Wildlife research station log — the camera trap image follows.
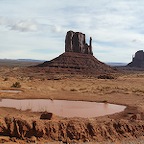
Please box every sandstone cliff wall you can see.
[65,31,93,55]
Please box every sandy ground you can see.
[0,66,144,143]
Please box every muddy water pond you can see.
[0,99,126,118]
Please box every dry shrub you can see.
[11,82,21,88]
[4,77,8,81]
[97,75,114,79]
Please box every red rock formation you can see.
[135,50,144,61]
[128,50,144,67]
[65,31,74,52]
[65,30,93,55]
[37,52,114,75]
[1,115,144,143]
[37,30,115,75]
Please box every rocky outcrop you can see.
[37,30,115,75]
[128,50,144,67]
[1,115,144,143]
[65,31,93,55]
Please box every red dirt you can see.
[0,106,144,143]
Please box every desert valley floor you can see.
[0,62,144,143]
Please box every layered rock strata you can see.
[37,30,114,74]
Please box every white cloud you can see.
[51,25,64,33]
[0,0,144,62]
[0,17,39,32]
[11,20,38,32]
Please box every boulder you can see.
[40,112,55,120]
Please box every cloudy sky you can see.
[0,0,144,63]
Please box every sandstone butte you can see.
[37,30,115,75]
[0,31,144,143]
[128,50,144,68]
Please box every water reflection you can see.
[0,99,126,118]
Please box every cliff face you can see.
[128,50,144,68]
[65,31,93,55]
[1,110,144,143]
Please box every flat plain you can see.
[0,60,144,143]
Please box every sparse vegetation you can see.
[11,82,21,88]
[97,75,114,79]
[102,100,108,103]
[70,88,77,91]
[3,77,8,81]
[132,89,144,93]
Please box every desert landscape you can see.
[0,31,144,144]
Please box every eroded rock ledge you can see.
[0,110,144,143]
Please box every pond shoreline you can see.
[0,98,126,118]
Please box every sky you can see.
[0,0,144,63]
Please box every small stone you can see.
[40,112,54,120]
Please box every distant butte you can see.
[37,30,114,74]
[128,50,144,68]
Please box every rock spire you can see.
[65,30,93,55]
